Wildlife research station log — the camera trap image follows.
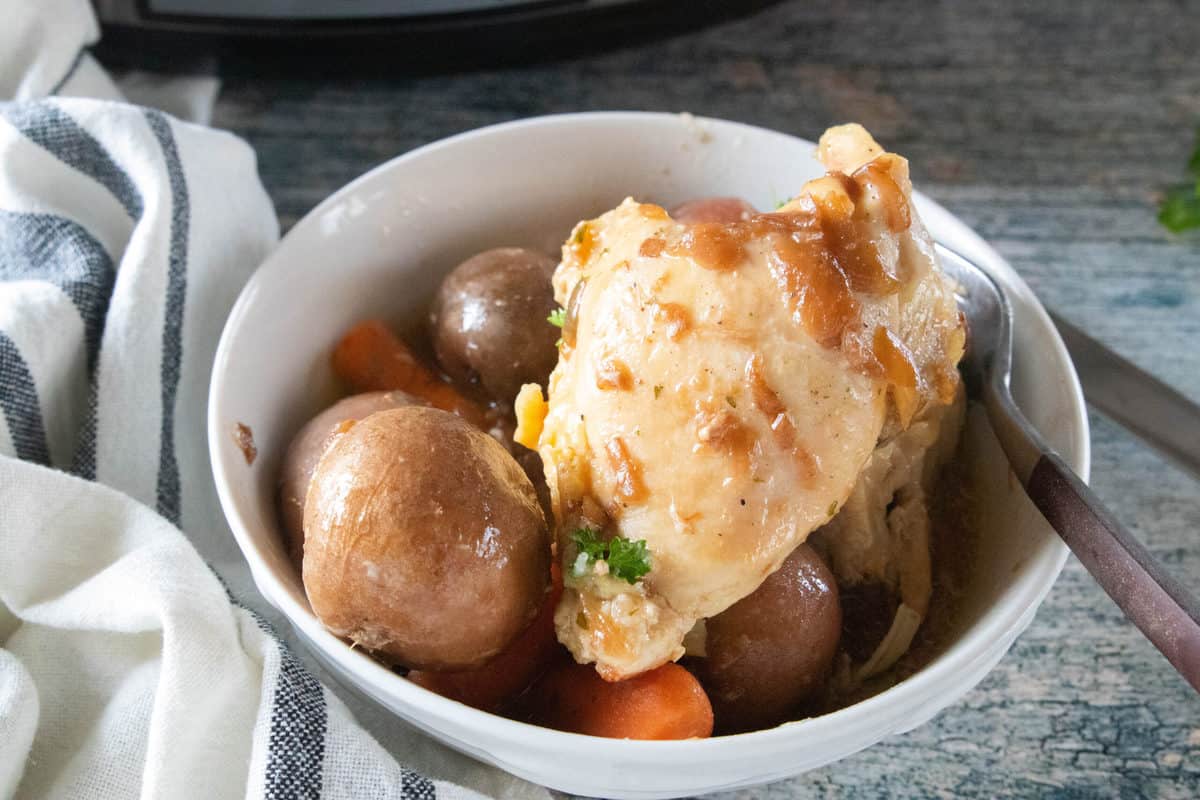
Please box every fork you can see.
[938,245,1200,692]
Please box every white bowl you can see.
[209,112,1089,799]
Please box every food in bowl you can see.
[303,407,552,670]
[276,123,969,738]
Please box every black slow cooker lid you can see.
[93,0,780,74]
[139,0,575,21]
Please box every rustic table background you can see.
[209,1,1200,796]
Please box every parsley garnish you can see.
[606,538,652,583]
[547,307,566,328]
[653,384,663,398]
[570,527,652,584]
[573,527,608,560]
[1159,128,1200,233]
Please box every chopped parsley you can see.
[547,307,566,328]
[606,538,652,583]
[653,384,663,398]
[1159,128,1200,233]
[725,395,737,408]
[570,527,652,584]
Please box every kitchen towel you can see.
[0,2,544,798]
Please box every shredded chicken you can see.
[813,385,964,682]
[534,124,966,680]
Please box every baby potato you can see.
[698,544,841,733]
[303,406,551,671]
[670,197,758,224]
[277,390,416,569]
[429,247,559,405]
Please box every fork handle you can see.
[1027,452,1200,691]
[987,391,1200,692]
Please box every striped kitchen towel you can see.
[0,2,505,799]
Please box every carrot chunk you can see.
[331,320,486,427]
[526,660,714,740]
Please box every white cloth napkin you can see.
[0,2,549,798]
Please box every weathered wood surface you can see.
[211,1,1200,796]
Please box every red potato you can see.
[670,197,758,224]
[409,563,563,713]
[276,390,416,569]
[303,407,551,671]
[429,248,560,405]
[697,544,841,733]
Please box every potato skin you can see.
[303,406,551,671]
[670,197,758,224]
[429,247,559,405]
[277,390,416,570]
[698,544,841,733]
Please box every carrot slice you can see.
[526,660,714,740]
[409,564,563,713]
[331,320,486,427]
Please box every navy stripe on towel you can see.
[0,104,146,477]
[2,102,143,219]
[72,382,101,480]
[401,769,437,800]
[0,211,115,476]
[144,110,188,526]
[264,649,327,800]
[235,588,331,800]
[0,332,50,465]
[0,210,115,373]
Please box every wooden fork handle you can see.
[1028,453,1200,691]
[984,387,1200,691]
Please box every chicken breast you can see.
[528,124,966,680]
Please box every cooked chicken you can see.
[813,385,965,683]
[817,388,965,619]
[527,124,966,680]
